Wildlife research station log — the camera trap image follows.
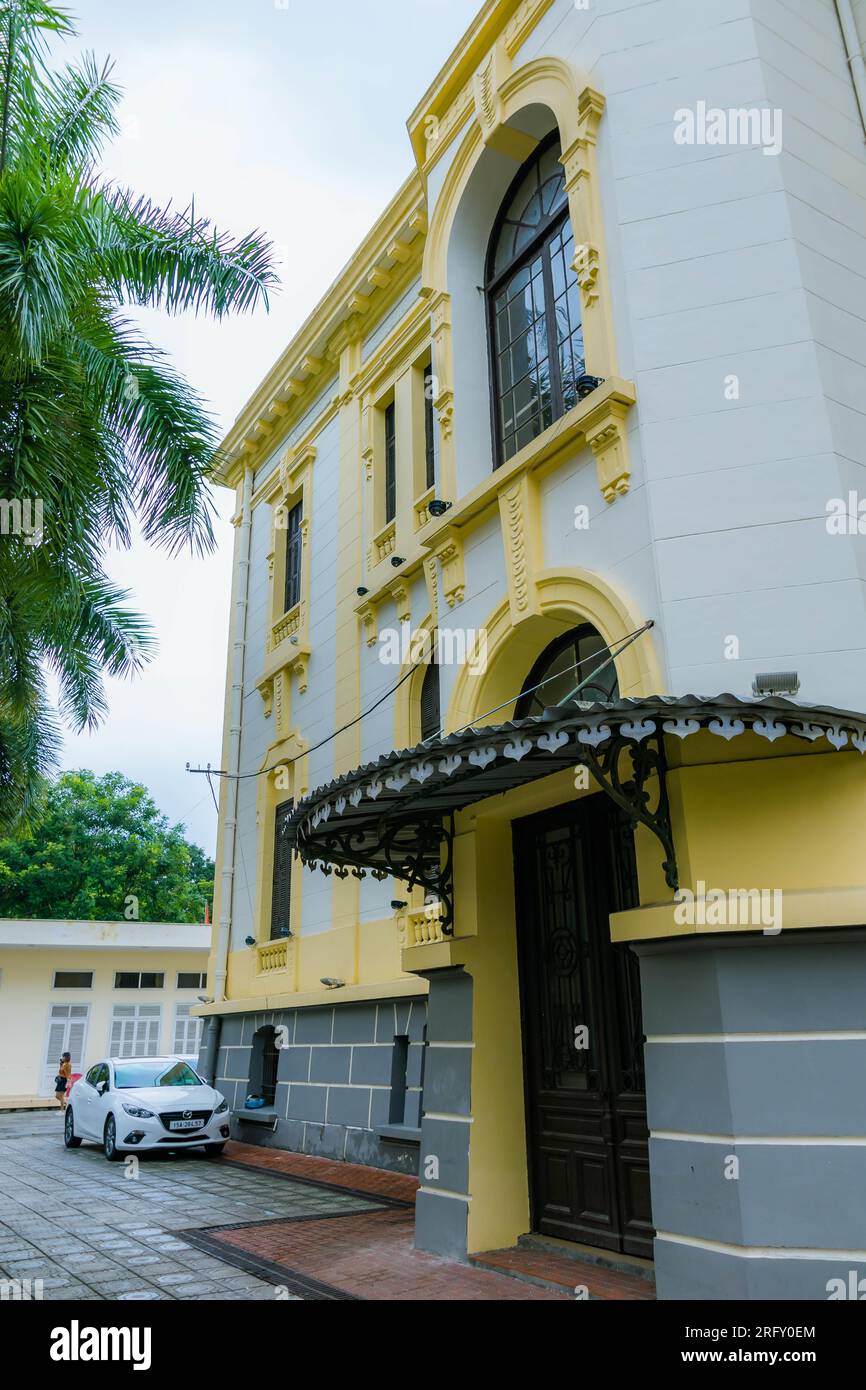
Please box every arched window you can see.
[420,659,440,742]
[514,624,618,718]
[486,133,589,466]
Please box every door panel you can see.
[514,794,653,1258]
[41,1005,89,1095]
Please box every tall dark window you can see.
[423,364,435,491]
[250,1025,279,1107]
[384,400,396,523]
[514,624,618,718]
[270,800,294,940]
[420,659,440,741]
[487,134,586,466]
[284,501,303,612]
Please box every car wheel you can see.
[203,1143,226,1157]
[64,1108,82,1148]
[103,1114,123,1162]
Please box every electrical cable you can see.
[186,620,654,785]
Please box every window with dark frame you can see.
[514,624,619,719]
[284,500,303,613]
[177,972,207,990]
[384,400,396,523]
[53,971,93,989]
[270,800,294,940]
[420,658,440,742]
[114,972,165,990]
[423,364,435,492]
[486,134,585,467]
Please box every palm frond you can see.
[96,187,279,318]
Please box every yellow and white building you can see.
[200,0,866,1299]
[0,920,209,1103]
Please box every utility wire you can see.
[187,620,654,785]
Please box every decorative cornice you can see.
[216,174,427,487]
[408,0,556,173]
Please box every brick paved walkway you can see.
[206,1207,567,1300]
[217,1142,653,1300]
[222,1140,418,1203]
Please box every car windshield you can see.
[114,1061,202,1089]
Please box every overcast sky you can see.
[57,0,480,856]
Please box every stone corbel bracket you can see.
[582,395,633,504]
[388,579,412,627]
[432,525,466,609]
[357,600,378,648]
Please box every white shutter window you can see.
[109,1004,161,1058]
[173,1005,201,1058]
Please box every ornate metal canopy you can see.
[284,694,866,937]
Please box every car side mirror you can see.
[96,1081,109,1096]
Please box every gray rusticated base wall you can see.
[204,996,426,1176]
[413,967,474,1260]
[636,929,866,1301]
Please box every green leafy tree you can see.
[0,768,214,921]
[0,3,277,829]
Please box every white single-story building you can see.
[0,920,210,1103]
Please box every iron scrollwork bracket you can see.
[374,811,456,936]
[580,731,678,891]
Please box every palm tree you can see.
[0,1,277,829]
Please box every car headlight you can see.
[122,1103,156,1119]
[214,1097,228,1114]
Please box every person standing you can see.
[54,1053,72,1112]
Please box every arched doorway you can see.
[511,630,652,1257]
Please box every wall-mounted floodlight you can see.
[752,672,800,697]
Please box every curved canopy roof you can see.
[285,694,866,935]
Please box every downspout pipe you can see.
[211,462,254,1020]
[835,0,866,139]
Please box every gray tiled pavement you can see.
[0,1111,381,1300]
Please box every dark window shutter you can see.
[420,661,440,741]
[384,402,396,523]
[284,503,303,612]
[423,365,435,491]
[270,801,294,940]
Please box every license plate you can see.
[169,1119,203,1131]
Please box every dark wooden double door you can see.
[513,795,653,1258]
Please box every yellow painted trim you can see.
[446,567,663,733]
[612,887,866,944]
[217,175,427,485]
[195,976,427,1017]
[407,0,557,173]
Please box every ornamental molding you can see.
[432,525,465,608]
[498,474,539,622]
[389,579,412,626]
[503,0,558,57]
[582,397,633,504]
[423,553,440,623]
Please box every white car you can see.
[65,1056,231,1161]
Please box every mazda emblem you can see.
[183,1110,192,1119]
